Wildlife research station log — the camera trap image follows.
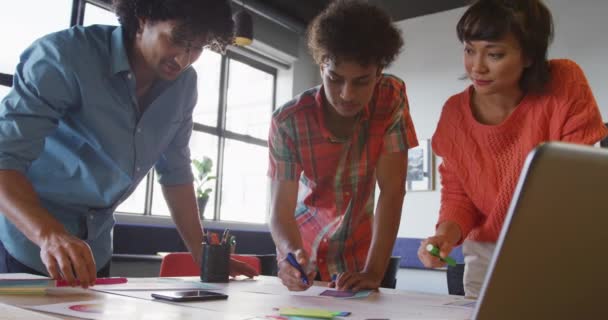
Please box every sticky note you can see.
[279,307,335,319]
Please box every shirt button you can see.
[136,167,141,172]
[323,238,328,243]
[345,192,350,197]
[89,214,94,220]
[136,127,142,133]
[127,73,132,79]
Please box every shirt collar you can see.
[110,27,132,76]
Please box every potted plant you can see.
[192,156,216,219]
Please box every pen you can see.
[221,228,230,244]
[285,252,309,285]
[426,244,457,267]
[55,277,128,287]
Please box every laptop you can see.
[473,142,608,320]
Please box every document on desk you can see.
[241,283,372,299]
[241,283,329,296]
[26,298,244,320]
[91,277,219,292]
[0,276,88,295]
[0,302,61,319]
[0,273,49,280]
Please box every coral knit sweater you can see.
[432,59,608,243]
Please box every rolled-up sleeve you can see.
[0,39,77,173]
[154,73,197,186]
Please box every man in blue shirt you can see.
[0,0,257,287]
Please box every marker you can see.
[285,252,309,285]
[55,277,128,287]
[426,244,457,267]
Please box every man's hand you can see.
[38,231,96,288]
[229,257,259,278]
[277,249,316,291]
[330,271,381,292]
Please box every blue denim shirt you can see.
[0,25,196,273]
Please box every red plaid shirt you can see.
[268,74,418,281]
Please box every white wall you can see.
[389,0,608,238]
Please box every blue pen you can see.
[286,252,309,285]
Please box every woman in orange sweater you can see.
[418,0,608,297]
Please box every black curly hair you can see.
[113,0,234,53]
[457,0,554,93]
[307,0,403,68]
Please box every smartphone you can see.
[151,290,228,302]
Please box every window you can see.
[225,59,275,140]
[220,58,275,223]
[149,53,276,224]
[0,0,72,98]
[0,0,72,74]
[83,2,118,26]
[221,139,269,223]
[0,87,9,100]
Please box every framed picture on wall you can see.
[406,139,434,191]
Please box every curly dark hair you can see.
[307,0,403,68]
[113,0,234,53]
[457,0,554,93]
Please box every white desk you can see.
[0,276,473,319]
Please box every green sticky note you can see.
[279,307,335,319]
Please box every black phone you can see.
[151,290,228,302]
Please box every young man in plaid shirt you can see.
[268,0,418,291]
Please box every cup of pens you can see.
[200,230,232,283]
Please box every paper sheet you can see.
[0,273,49,280]
[0,302,60,319]
[26,299,243,320]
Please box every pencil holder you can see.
[200,243,230,282]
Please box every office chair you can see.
[159,252,261,277]
[446,263,465,295]
[379,256,401,289]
